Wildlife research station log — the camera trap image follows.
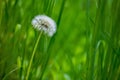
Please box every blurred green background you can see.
[0,0,120,80]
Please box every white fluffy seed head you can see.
[31,15,56,37]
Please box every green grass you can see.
[0,0,120,80]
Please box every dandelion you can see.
[32,15,56,37]
[26,15,56,80]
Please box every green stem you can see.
[25,31,42,80]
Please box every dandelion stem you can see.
[25,31,42,80]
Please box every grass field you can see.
[0,0,120,80]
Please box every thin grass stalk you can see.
[19,42,26,80]
[95,40,104,80]
[86,0,90,79]
[39,0,66,79]
[57,0,66,27]
[25,31,42,80]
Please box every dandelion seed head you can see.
[32,15,56,37]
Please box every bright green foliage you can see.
[0,0,120,80]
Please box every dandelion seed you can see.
[32,15,56,37]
